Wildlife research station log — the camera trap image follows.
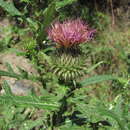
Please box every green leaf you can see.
[26,18,39,31]
[0,70,20,79]
[42,1,56,28]
[86,61,104,73]
[0,0,22,16]
[80,75,116,86]
[5,63,15,73]
[0,95,59,110]
[113,95,123,118]
[56,0,78,10]
[20,0,30,3]
[0,67,40,81]
[2,80,13,95]
[97,107,129,130]
[37,1,57,43]
[19,118,44,130]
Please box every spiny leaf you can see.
[0,67,40,82]
[0,95,59,110]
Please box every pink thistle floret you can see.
[47,19,96,48]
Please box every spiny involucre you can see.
[47,19,96,48]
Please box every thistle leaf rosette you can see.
[47,19,96,48]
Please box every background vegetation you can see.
[0,0,129,130]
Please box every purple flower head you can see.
[47,19,96,48]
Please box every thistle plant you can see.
[47,19,96,82]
